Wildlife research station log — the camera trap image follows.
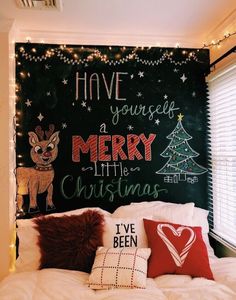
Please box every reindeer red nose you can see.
[44,151,52,157]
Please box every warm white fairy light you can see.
[19,71,26,78]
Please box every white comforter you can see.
[0,257,236,300]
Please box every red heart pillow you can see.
[143,219,213,279]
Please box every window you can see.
[207,55,236,248]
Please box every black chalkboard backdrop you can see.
[15,43,209,217]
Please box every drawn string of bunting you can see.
[17,46,199,66]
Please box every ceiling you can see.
[0,0,235,46]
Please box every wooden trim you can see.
[209,232,236,258]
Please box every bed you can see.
[0,201,236,300]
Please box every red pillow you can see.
[34,210,104,273]
[143,219,213,279]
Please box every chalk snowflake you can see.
[138,71,144,78]
[37,113,44,122]
[180,74,187,83]
[25,99,32,107]
[137,92,142,97]
[81,101,87,107]
[127,125,134,131]
[62,79,68,85]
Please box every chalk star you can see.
[155,119,160,125]
[25,99,32,107]
[174,68,179,73]
[72,102,75,106]
[180,73,187,82]
[127,125,134,131]
[192,91,196,97]
[37,113,44,122]
[46,91,51,96]
[138,71,144,78]
[45,64,51,70]
[62,79,68,85]
[137,92,142,97]
[62,123,67,129]
[130,74,134,79]
[157,79,162,83]
[87,106,92,112]
[163,94,168,99]
[81,101,87,107]
[177,113,184,121]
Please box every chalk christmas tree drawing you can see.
[156,113,207,183]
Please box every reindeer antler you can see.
[45,124,55,140]
[35,126,44,141]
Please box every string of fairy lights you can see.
[16,45,199,67]
[15,30,236,67]
[201,31,236,48]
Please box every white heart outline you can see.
[157,224,196,267]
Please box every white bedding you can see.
[0,257,236,300]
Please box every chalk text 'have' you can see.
[75,71,128,101]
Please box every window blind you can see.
[207,57,236,248]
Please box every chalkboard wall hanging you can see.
[15,43,209,217]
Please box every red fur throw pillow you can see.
[34,210,104,273]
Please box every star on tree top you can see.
[177,113,184,121]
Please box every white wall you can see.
[0,19,16,281]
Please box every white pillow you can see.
[16,218,41,272]
[103,216,150,248]
[16,207,111,272]
[192,206,209,233]
[89,247,151,289]
[192,206,215,258]
[112,201,195,225]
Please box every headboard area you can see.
[15,43,209,218]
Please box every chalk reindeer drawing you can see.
[16,124,60,213]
